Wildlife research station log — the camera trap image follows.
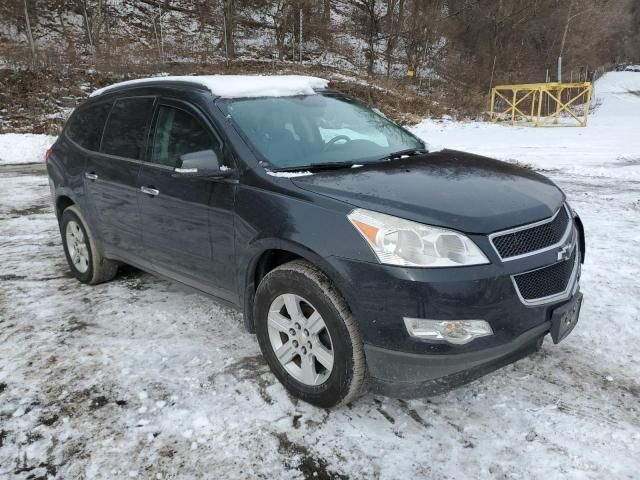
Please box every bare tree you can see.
[349,0,382,75]
[23,0,37,62]
[557,0,593,81]
[322,0,331,27]
[383,0,404,77]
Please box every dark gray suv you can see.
[47,75,585,407]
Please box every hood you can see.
[291,150,564,234]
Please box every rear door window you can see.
[150,105,222,168]
[66,101,113,151]
[101,97,155,159]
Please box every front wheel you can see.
[254,260,367,408]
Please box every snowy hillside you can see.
[0,72,639,478]
[591,71,640,119]
[0,1,365,73]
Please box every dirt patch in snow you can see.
[275,432,348,480]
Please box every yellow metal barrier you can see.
[490,82,593,127]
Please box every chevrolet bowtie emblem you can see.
[557,244,573,262]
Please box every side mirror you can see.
[173,150,232,178]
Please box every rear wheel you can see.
[254,260,367,407]
[60,205,118,284]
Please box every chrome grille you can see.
[512,247,578,304]
[491,206,571,260]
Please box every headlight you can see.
[348,208,489,267]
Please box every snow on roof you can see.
[90,75,329,98]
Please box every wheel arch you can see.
[56,194,75,219]
[241,240,350,334]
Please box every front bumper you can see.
[329,246,580,355]
[365,320,549,397]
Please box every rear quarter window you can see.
[65,101,113,151]
[101,97,155,160]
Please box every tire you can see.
[254,260,367,408]
[60,205,118,285]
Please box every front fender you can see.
[234,181,374,332]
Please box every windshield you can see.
[224,94,424,170]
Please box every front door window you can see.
[151,106,221,167]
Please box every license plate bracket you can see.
[550,293,582,344]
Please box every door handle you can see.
[85,172,98,181]
[140,186,160,196]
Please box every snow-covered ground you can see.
[0,133,57,165]
[1,72,639,479]
[411,72,640,180]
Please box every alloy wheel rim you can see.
[65,220,90,273]
[267,293,334,386]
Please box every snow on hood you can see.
[90,75,329,98]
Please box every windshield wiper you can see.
[272,161,359,173]
[376,148,428,163]
[271,148,428,173]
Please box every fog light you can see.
[403,318,493,345]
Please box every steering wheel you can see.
[323,135,352,151]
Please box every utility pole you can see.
[222,0,234,61]
[223,13,228,63]
[488,55,497,111]
[488,55,497,92]
[546,68,550,115]
[158,3,164,63]
[558,56,562,83]
[299,8,303,63]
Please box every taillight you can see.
[45,148,52,163]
